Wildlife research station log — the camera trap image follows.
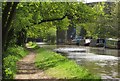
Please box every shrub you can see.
[3,46,29,79]
[26,41,39,49]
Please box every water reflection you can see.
[55,46,120,79]
[89,47,120,57]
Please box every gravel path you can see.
[15,50,53,79]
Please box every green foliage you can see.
[46,27,56,44]
[2,2,101,48]
[3,46,29,79]
[27,22,56,38]
[111,1,120,38]
[40,2,66,20]
[76,2,117,39]
[3,55,18,79]
[3,2,118,49]
[54,17,70,30]
[35,48,101,80]
[26,41,39,49]
[11,2,98,41]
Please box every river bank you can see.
[35,47,101,80]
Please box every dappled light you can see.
[2,1,120,80]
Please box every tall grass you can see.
[35,48,101,80]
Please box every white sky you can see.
[80,0,116,3]
[85,0,107,3]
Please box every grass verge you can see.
[35,48,101,81]
[3,46,29,79]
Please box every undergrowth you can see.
[3,46,29,79]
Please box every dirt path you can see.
[15,50,53,79]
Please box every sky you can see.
[85,0,107,3]
[81,0,116,3]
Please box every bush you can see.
[3,46,29,79]
[26,41,39,49]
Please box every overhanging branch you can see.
[33,14,67,25]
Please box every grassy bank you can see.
[3,46,29,79]
[35,48,101,80]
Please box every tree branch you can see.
[33,14,67,25]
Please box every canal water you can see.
[39,45,120,80]
[73,47,120,79]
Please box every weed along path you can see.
[15,50,52,79]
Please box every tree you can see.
[2,2,98,50]
[2,2,19,51]
[112,1,120,38]
[76,2,117,39]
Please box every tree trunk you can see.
[56,26,66,45]
[2,2,19,51]
[16,29,27,46]
[2,2,12,28]
[5,28,15,49]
